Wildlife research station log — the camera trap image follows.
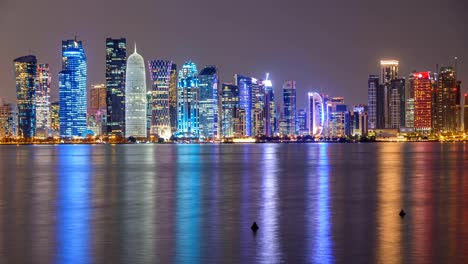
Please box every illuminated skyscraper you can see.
[413,72,433,131]
[148,59,173,139]
[326,97,348,138]
[351,105,368,136]
[235,75,254,136]
[198,66,219,139]
[221,83,239,137]
[35,63,51,137]
[88,84,107,136]
[263,74,276,137]
[283,81,297,136]
[125,45,147,138]
[169,64,178,134]
[0,98,18,138]
[59,39,87,138]
[307,92,325,137]
[297,109,307,131]
[380,60,399,128]
[14,55,37,138]
[252,80,265,136]
[367,75,379,130]
[177,60,199,138]
[105,38,126,136]
[388,78,405,128]
[464,94,468,132]
[434,66,459,132]
[50,101,59,135]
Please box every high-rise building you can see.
[88,84,107,136]
[297,109,307,132]
[380,60,399,128]
[283,81,297,136]
[413,72,433,132]
[326,97,348,138]
[148,59,173,139]
[388,78,405,128]
[221,83,239,137]
[351,105,368,136]
[59,39,87,138]
[367,75,379,130]
[307,92,325,137]
[434,66,459,132]
[50,101,59,135]
[198,66,219,139]
[263,74,276,137]
[105,38,126,137]
[125,45,147,138]
[464,94,468,132]
[252,80,265,136]
[14,55,37,139]
[0,98,18,138]
[235,75,254,136]
[177,60,199,138]
[169,64,178,134]
[35,63,51,138]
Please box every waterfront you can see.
[0,143,467,263]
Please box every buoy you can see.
[251,221,259,232]
[399,209,406,217]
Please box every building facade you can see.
[388,78,405,129]
[14,55,37,139]
[367,75,379,130]
[169,64,178,134]
[221,83,239,138]
[148,59,173,139]
[307,92,325,137]
[59,39,87,138]
[380,60,399,128]
[105,38,127,137]
[177,60,199,138]
[125,45,147,138]
[198,66,219,139]
[413,72,433,132]
[283,81,297,136]
[35,63,51,138]
[434,66,459,132]
[88,84,107,136]
[235,75,254,136]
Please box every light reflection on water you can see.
[0,143,467,263]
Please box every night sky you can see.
[0,0,467,108]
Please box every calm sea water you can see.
[0,143,467,264]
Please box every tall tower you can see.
[35,63,51,137]
[235,75,254,136]
[125,44,147,138]
[169,64,178,134]
[14,55,37,139]
[435,66,458,132]
[413,72,433,132]
[263,74,276,137]
[148,59,173,139]
[59,38,87,138]
[380,60,399,128]
[367,75,379,130]
[105,38,127,137]
[283,81,297,136]
[88,84,107,136]
[221,83,239,138]
[177,60,199,138]
[198,66,219,139]
[307,92,324,137]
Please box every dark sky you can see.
[1,0,467,108]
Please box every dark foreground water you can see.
[0,143,467,264]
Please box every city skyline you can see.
[0,0,467,109]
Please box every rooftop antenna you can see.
[134,42,137,53]
[454,56,458,80]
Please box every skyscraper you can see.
[105,38,127,137]
[297,109,307,131]
[0,98,18,138]
[88,84,107,136]
[169,64,178,134]
[235,75,254,136]
[148,59,173,139]
[50,101,59,136]
[413,72,433,132]
[14,55,37,139]
[367,75,379,130]
[125,45,147,138]
[283,81,297,136]
[198,66,219,139]
[221,83,239,138]
[263,75,276,137]
[177,60,199,138]
[307,92,325,137]
[388,78,406,128]
[464,94,468,132]
[59,39,87,138]
[326,97,348,138]
[35,63,51,137]
[434,66,458,132]
[380,60,399,128]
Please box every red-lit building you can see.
[464,93,468,132]
[413,72,433,131]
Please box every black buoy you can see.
[251,221,259,232]
[399,209,406,218]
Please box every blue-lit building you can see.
[221,83,239,137]
[105,38,126,137]
[177,60,199,138]
[59,39,87,138]
[263,75,276,137]
[198,66,219,139]
[235,75,254,136]
[14,55,37,138]
[148,59,173,139]
[283,81,297,136]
